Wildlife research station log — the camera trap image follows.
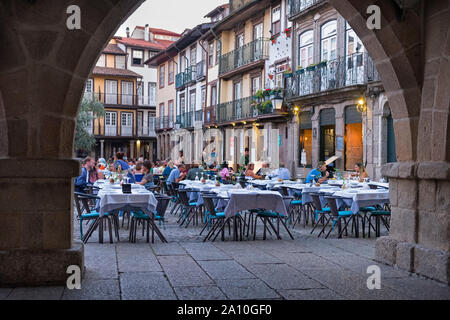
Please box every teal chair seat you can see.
[189,201,198,206]
[257,211,287,218]
[360,207,376,212]
[338,211,353,217]
[210,212,226,219]
[291,200,302,205]
[81,212,101,219]
[370,210,391,216]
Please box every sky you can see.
[115,0,227,36]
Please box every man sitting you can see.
[186,162,205,180]
[167,163,186,184]
[306,161,329,184]
[75,157,94,193]
[276,162,291,180]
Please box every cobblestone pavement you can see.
[1,207,449,300]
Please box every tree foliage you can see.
[74,97,105,156]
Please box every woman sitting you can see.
[245,163,262,180]
[134,162,144,183]
[351,163,369,182]
[219,162,231,180]
[138,161,155,189]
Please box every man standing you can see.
[75,157,94,192]
[239,148,250,169]
[305,161,329,184]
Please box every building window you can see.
[105,80,118,105]
[189,91,196,113]
[115,55,126,69]
[159,103,164,128]
[190,46,197,66]
[149,112,156,133]
[299,112,312,167]
[275,63,289,88]
[121,112,133,137]
[271,5,281,35]
[168,100,174,126]
[105,111,117,136]
[210,85,217,106]
[121,81,134,105]
[168,61,174,84]
[201,86,206,108]
[299,30,314,68]
[320,108,336,162]
[180,94,186,115]
[132,50,144,66]
[159,64,165,88]
[84,79,93,101]
[215,40,221,65]
[208,42,214,67]
[148,82,156,105]
[251,76,261,95]
[321,20,337,61]
[96,54,106,67]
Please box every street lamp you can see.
[271,92,284,110]
[357,98,367,113]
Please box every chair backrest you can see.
[282,196,294,211]
[155,194,171,218]
[280,186,290,196]
[324,197,340,217]
[177,189,191,206]
[74,192,95,216]
[311,193,324,211]
[202,195,219,217]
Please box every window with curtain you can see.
[159,64,165,88]
[271,5,281,35]
[321,20,337,61]
[299,30,314,68]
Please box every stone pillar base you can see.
[376,237,450,285]
[0,241,84,287]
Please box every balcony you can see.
[216,96,282,123]
[84,92,144,108]
[219,38,270,79]
[194,109,203,122]
[175,65,197,90]
[177,112,194,129]
[137,119,157,138]
[286,53,380,101]
[204,106,216,125]
[196,61,206,81]
[121,126,133,137]
[289,0,326,19]
[137,95,156,107]
[155,116,173,131]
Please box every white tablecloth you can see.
[222,190,288,218]
[95,186,158,217]
[331,189,390,214]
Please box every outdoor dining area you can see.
[73,169,392,245]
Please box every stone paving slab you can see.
[215,278,281,300]
[151,242,187,256]
[382,277,450,300]
[278,288,345,300]
[62,279,121,300]
[181,242,232,261]
[273,252,340,270]
[84,244,118,280]
[6,287,64,300]
[174,286,227,300]
[116,243,162,273]
[197,260,256,280]
[158,255,214,287]
[0,289,12,300]
[245,263,325,290]
[120,272,177,300]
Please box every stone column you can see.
[311,108,320,168]
[0,159,84,286]
[130,141,135,160]
[100,140,105,159]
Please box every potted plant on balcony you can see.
[257,99,273,114]
[284,67,293,78]
[318,60,327,68]
[270,34,278,44]
[297,65,305,74]
[306,63,316,72]
[284,27,292,38]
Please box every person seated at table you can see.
[256,162,271,176]
[275,162,291,180]
[138,161,154,188]
[351,163,369,182]
[75,157,94,192]
[167,163,185,184]
[245,163,262,180]
[306,161,330,184]
[133,162,144,183]
[162,161,174,179]
[114,152,130,172]
[186,162,205,180]
[89,162,104,183]
[219,162,231,180]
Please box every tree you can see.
[74,97,105,157]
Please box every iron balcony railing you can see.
[286,52,380,100]
[177,111,194,129]
[84,92,151,107]
[219,38,270,76]
[289,0,325,17]
[196,61,206,80]
[175,65,197,89]
[155,116,173,131]
[216,96,276,123]
[194,109,203,122]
